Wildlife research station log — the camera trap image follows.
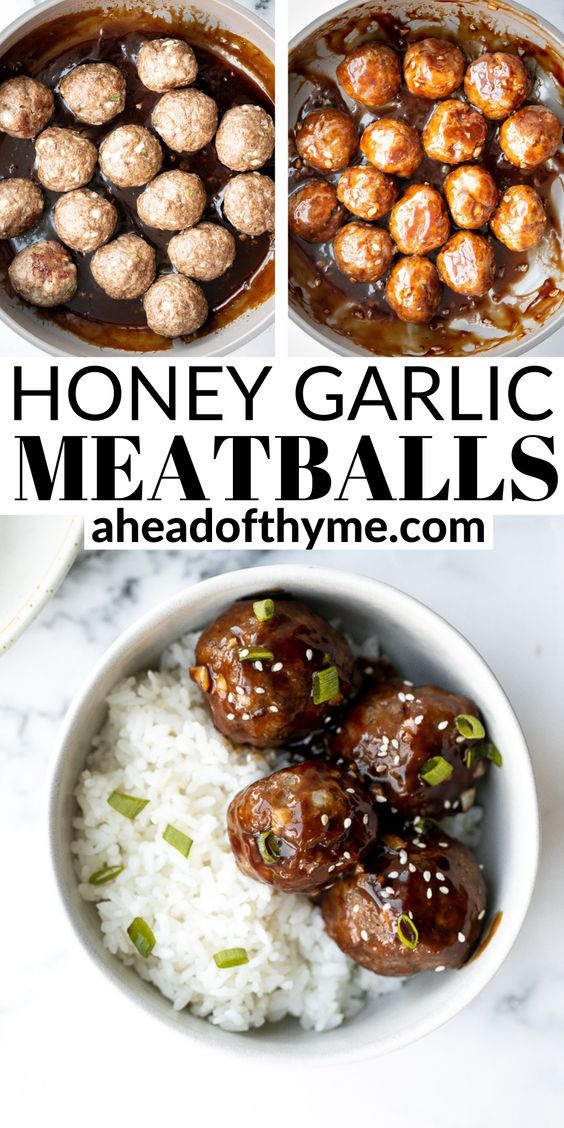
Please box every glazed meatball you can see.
[333,222,395,283]
[389,184,450,256]
[223,173,274,236]
[0,178,43,239]
[437,231,495,297]
[464,52,529,120]
[321,828,487,975]
[490,184,547,252]
[0,76,53,139]
[137,170,206,231]
[143,274,208,337]
[288,180,346,243]
[295,108,357,173]
[137,37,198,93]
[35,127,97,192]
[215,104,274,171]
[227,761,378,894]
[386,256,441,323]
[336,43,401,107]
[333,682,487,816]
[404,38,466,100]
[499,105,562,169]
[423,100,487,165]
[8,240,76,307]
[99,124,162,187]
[59,62,126,125]
[443,164,499,229]
[168,222,236,281]
[360,119,423,177]
[336,165,399,221]
[91,234,156,300]
[152,89,218,153]
[53,189,117,254]
[189,596,356,747]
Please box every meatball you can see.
[143,274,208,337]
[321,828,487,975]
[490,184,547,252]
[464,52,529,120]
[443,164,499,229]
[215,104,274,171]
[333,682,487,816]
[288,180,346,243]
[423,100,487,165]
[403,38,466,100]
[59,62,126,126]
[360,119,423,177]
[53,189,117,254]
[295,108,357,173]
[35,127,97,192]
[499,105,562,169]
[99,124,162,188]
[223,173,274,236]
[137,170,206,231]
[0,76,53,139]
[389,184,450,255]
[189,596,356,747]
[336,43,401,107]
[333,222,395,283]
[0,178,43,239]
[152,89,218,153]
[137,38,198,93]
[91,234,156,300]
[437,231,495,297]
[168,222,236,281]
[227,761,378,894]
[386,256,441,323]
[336,165,399,221]
[8,240,76,307]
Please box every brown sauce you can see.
[469,908,503,961]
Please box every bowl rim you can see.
[0,515,83,653]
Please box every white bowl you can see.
[48,564,539,1060]
[0,516,82,653]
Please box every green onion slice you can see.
[107,791,149,820]
[397,913,419,950]
[253,598,275,622]
[127,917,156,958]
[419,756,454,786]
[455,714,486,740]
[213,947,249,969]
[312,665,340,705]
[257,830,282,864]
[88,864,124,886]
[238,646,274,662]
[163,824,193,858]
[466,740,503,769]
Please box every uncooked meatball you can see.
[404,38,466,99]
[152,89,218,153]
[59,62,126,125]
[336,43,401,106]
[143,274,208,337]
[0,178,43,239]
[490,184,547,252]
[168,222,236,281]
[389,184,450,255]
[137,38,198,93]
[464,52,529,120]
[423,100,487,164]
[8,240,76,307]
[223,173,274,236]
[443,164,499,229]
[91,234,156,299]
[437,231,495,297]
[360,118,423,177]
[336,165,399,221]
[288,180,346,242]
[295,108,357,172]
[99,124,162,187]
[499,105,562,169]
[385,256,441,323]
[137,170,206,231]
[54,189,117,254]
[333,222,395,283]
[35,127,97,192]
[0,76,53,139]
[215,104,274,171]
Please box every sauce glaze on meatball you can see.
[336,43,401,106]
[333,222,395,283]
[60,62,126,125]
[99,124,162,187]
[288,180,346,243]
[137,38,198,93]
[54,189,117,254]
[295,108,357,172]
[0,76,54,139]
[137,169,206,231]
[35,127,97,192]
[360,118,423,177]
[168,222,236,281]
[389,184,450,255]
[143,273,208,337]
[223,172,274,236]
[443,164,499,229]
[499,105,562,169]
[437,231,496,296]
[215,104,274,171]
[8,240,77,307]
[385,256,442,323]
[152,88,218,153]
[0,178,43,239]
[403,38,466,100]
[464,52,529,120]
[423,100,487,164]
[91,233,156,300]
[490,184,547,252]
[336,165,399,221]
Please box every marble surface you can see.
[1,517,563,1125]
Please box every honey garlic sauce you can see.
[289,6,563,356]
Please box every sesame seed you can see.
[321,814,329,826]
[404,680,414,687]
[236,686,244,696]
[306,649,313,661]
[455,735,465,744]
[399,850,408,865]
[336,727,342,734]
[360,930,369,942]
[226,713,235,720]
[436,872,445,881]
[439,886,449,894]
[364,666,374,675]
[382,735,389,745]
[256,687,265,694]
[444,800,451,809]
[392,739,399,750]
[345,787,355,794]
[343,817,352,829]
[408,863,416,873]
[363,813,369,825]
[376,764,386,774]
[437,720,448,731]
[382,903,392,913]
[343,851,351,860]
[398,692,406,702]
[423,870,431,882]
[384,886,395,896]
[478,909,485,920]
[328,864,335,872]
[228,693,234,703]
[388,871,398,879]
[414,714,424,725]
[271,662,283,672]
[242,713,250,721]
[375,795,387,803]
[254,661,263,671]
[269,705,279,713]
[393,755,400,765]
[405,693,415,702]
[458,932,466,943]
[435,965,445,973]
[439,841,449,848]
[378,749,387,757]
[352,904,360,914]
[426,888,433,899]
[239,648,249,658]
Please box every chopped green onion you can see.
[163,824,193,858]
[253,598,275,622]
[107,791,149,819]
[455,714,486,740]
[397,913,419,950]
[312,665,340,705]
[419,756,454,786]
[257,830,282,864]
[88,864,124,886]
[213,947,249,969]
[466,740,503,769]
[127,917,156,958]
[238,646,274,662]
